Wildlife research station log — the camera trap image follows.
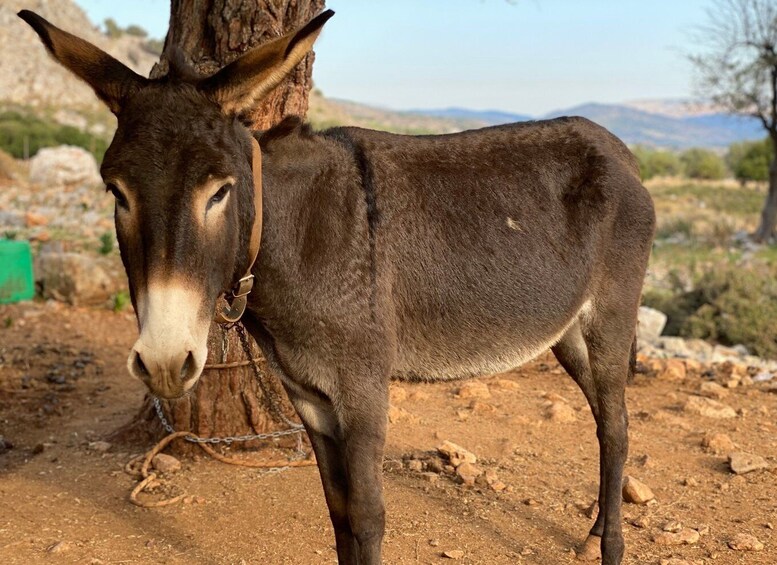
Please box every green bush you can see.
[727,138,774,184]
[632,145,684,180]
[124,25,148,38]
[680,148,728,180]
[0,111,108,161]
[643,264,777,357]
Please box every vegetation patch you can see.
[0,111,109,161]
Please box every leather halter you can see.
[214,136,263,324]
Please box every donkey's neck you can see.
[246,122,371,328]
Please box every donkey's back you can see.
[329,117,655,383]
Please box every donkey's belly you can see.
[391,300,590,382]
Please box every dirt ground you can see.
[0,302,775,565]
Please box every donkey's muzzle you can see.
[128,343,204,399]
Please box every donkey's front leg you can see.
[341,385,389,564]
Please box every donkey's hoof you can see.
[575,534,602,561]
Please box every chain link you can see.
[152,321,305,445]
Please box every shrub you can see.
[0,111,108,161]
[643,263,777,358]
[680,148,728,180]
[98,232,114,255]
[632,145,684,180]
[727,138,773,184]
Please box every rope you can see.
[126,321,315,509]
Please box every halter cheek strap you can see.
[215,136,263,324]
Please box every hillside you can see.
[0,0,157,114]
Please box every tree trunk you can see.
[753,152,777,243]
[112,0,324,455]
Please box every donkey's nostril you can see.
[180,351,195,380]
[132,351,150,379]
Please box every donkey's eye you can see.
[106,183,129,210]
[208,183,232,209]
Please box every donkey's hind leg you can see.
[552,320,605,562]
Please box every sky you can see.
[76,0,712,117]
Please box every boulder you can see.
[638,306,667,343]
[36,252,114,306]
[29,145,101,187]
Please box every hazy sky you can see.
[76,0,711,116]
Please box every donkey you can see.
[20,8,655,565]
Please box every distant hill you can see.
[407,107,533,125]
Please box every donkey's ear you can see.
[18,10,147,114]
[201,9,334,115]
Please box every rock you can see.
[36,252,115,306]
[24,211,48,227]
[47,541,72,554]
[728,452,769,475]
[406,459,424,472]
[456,462,482,486]
[546,401,576,423]
[87,440,111,453]
[388,404,419,424]
[388,386,407,403]
[657,359,686,381]
[491,378,521,391]
[420,472,439,484]
[700,381,728,399]
[684,396,737,419]
[442,549,465,559]
[455,381,491,399]
[662,520,683,533]
[622,476,655,504]
[728,533,764,551]
[659,559,692,565]
[653,528,700,546]
[701,432,736,454]
[638,306,667,342]
[29,146,101,187]
[437,441,477,467]
[152,453,182,474]
[631,515,650,529]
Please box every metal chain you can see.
[152,321,304,445]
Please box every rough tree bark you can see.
[112,0,324,455]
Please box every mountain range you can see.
[407,103,764,149]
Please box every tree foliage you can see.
[727,138,774,183]
[680,148,729,180]
[690,0,777,239]
[632,145,685,180]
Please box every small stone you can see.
[631,515,650,529]
[728,533,764,551]
[429,539,440,547]
[407,459,423,472]
[659,559,691,565]
[700,381,728,399]
[455,381,491,399]
[683,477,699,487]
[47,541,71,554]
[389,386,407,403]
[437,441,477,467]
[638,306,667,342]
[443,549,465,559]
[491,378,521,391]
[622,476,655,504]
[684,396,737,419]
[489,481,507,492]
[420,472,439,484]
[653,528,700,546]
[408,390,430,401]
[546,401,577,423]
[152,453,182,474]
[388,404,419,424]
[658,359,686,381]
[88,441,112,453]
[662,520,683,533]
[456,462,483,486]
[728,452,769,474]
[701,432,736,454]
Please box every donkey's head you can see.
[20,9,333,398]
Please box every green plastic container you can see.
[0,239,35,304]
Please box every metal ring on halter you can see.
[215,274,255,324]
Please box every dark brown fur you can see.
[21,9,655,565]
